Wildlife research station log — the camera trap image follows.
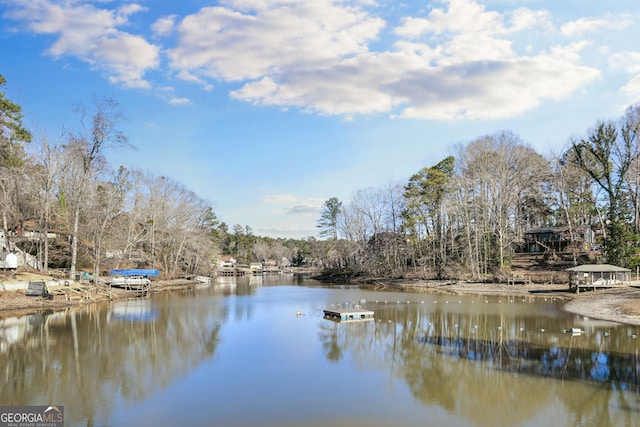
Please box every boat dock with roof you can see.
[566,264,632,294]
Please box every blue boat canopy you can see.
[109,269,159,277]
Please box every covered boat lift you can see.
[566,264,631,294]
[105,269,159,291]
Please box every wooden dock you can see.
[219,268,246,276]
[572,280,625,294]
[323,307,374,322]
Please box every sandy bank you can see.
[562,287,640,326]
[366,278,640,326]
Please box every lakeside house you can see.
[216,256,236,269]
[523,225,595,253]
[0,231,40,270]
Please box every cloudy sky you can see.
[1,0,639,238]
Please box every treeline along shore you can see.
[2,75,640,320]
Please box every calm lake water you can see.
[2,275,640,427]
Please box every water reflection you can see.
[0,296,222,426]
[364,297,640,389]
[109,300,158,322]
[1,278,640,427]
[317,295,640,427]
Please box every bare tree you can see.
[129,171,217,277]
[85,166,131,276]
[252,240,271,262]
[547,147,599,262]
[65,96,128,277]
[449,174,481,278]
[381,181,405,234]
[30,135,64,273]
[620,105,640,233]
[456,132,545,271]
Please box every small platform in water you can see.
[323,308,374,323]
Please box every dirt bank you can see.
[563,287,640,326]
[363,278,573,297]
[364,278,640,326]
[0,273,195,320]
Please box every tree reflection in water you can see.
[2,283,640,427]
[316,296,640,427]
[0,297,222,426]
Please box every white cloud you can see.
[610,51,640,74]
[284,199,325,216]
[152,15,177,37]
[4,0,614,120]
[507,8,553,33]
[167,0,600,119]
[395,0,506,38]
[5,0,159,89]
[620,75,640,99]
[261,195,323,215]
[230,60,399,115]
[117,4,146,18]
[221,0,598,119]
[561,16,632,38]
[610,51,640,102]
[168,97,190,105]
[262,194,296,203]
[167,1,385,82]
[397,52,600,120]
[175,70,214,91]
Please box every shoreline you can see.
[2,275,640,327]
[362,278,640,326]
[0,275,196,320]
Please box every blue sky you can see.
[1,0,639,239]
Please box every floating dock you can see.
[323,307,374,322]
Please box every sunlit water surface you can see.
[2,275,640,427]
